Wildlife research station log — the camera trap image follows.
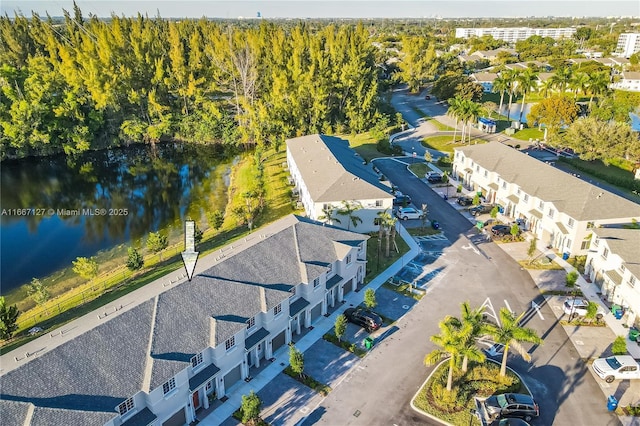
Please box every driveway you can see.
[303,339,360,388]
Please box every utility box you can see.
[364,337,374,350]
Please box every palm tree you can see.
[384,215,398,257]
[445,302,487,372]
[569,72,589,99]
[538,77,555,99]
[516,69,538,123]
[484,308,543,377]
[461,100,481,144]
[587,71,610,110]
[502,69,520,121]
[424,319,467,391]
[376,209,395,257]
[337,200,362,231]
[319,204,341,226]
[447,96,464,143]
[550,67,573,93]
[492,75,509,117]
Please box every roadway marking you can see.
[504,299,514,314]
[531,301,545,320]
[462,243,480,255]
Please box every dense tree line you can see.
[0,6,381,159]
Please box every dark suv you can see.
[344,308,382,332]
[393,195,412,206]
[457,196,474,206]
[483,393,539,422]
[427,174,443,183]
[469,204,494,216]
[491,224,512,236]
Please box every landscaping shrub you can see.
[612,335,628,355]
[566,270,579,287]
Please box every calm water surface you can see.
[0,142,233,293]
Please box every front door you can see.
[192,390,200,410]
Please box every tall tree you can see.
[587,71,610,110]
[445,302,487,372]
[335,314,347,342]
[289,344,305,378]
[337,200,363,231]
[72,256,99,283]
[527,95,579,139]
[319,204,341,226]
[146,232,168,259]
[516,69,538,122]
[398,37,438,93]
[502,69,520,121]
[0,296,20,340]
[484,308,543,377]
[491,75,508,117]
[424,319,467,391]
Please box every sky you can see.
[3,0,640,19]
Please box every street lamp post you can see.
[377,237,381,272]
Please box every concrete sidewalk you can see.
[198,225,421,425]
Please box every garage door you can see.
[163,407,186,426]
[310,302,322,323]
[223,364,242,391]
[342,279,353,296]
[272,330,286,352]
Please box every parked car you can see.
[344,308,383,332]
[592,355,640,383]
[469,204,494,216]
[562,297,589,316]
[483,393,539,422]
[393,194,412,206]
[491,225,512,236]
[427,174,443,183]
[424,95,431,100]
[457,196,474,206]
[396,207,424,220]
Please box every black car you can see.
[491,225,512,236]
[344,308,382,332]
[427,174,443,183]
[393,195,412,206]
[483,393,539,422]
[457,196,474,206]
[469,204,494,217]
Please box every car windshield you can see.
[495,394,508,408]
[606,357,622,369]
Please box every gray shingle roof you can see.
[0,215,367,424]
[286,134,393,203]
[0,400,32,426]
[1,300,153,415]
[457,142,640,221]
[593,228,640,277]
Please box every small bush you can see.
[612,335,628,355]
[566,270,579,287]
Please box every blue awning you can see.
[326,274,343,290]
[289,297,310,317]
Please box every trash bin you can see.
[443,194,448,200]
[607,395,618,411]
[562,252,570,260]
[363,337,374,350]
[629,327,639,342]
[614,309,624,320]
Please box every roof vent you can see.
[353,177,359,181]
[597,192,604,199]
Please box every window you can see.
[538,201,544,209]
[206,381,213,391]
[587,221,595,229]
[620,264,627,274]
[502,181,507,189]
[476,165,480,172]
[246,316,255,329]
[567,218,575,228]
[118,398,134,416]
[629,276,636,288]
[523,194,529,202]
[327,262,334,276]
[313,277,320,288]
[375,200,383,207]
[566,239,572,248]
[191,352,203,368]
[593,237,599,247]
[548,209,555,219]
[225,336,235,351]
[516,188,521,195]
[484,170,488,177]
[602,247,609,259]
[346,254,352,264]
[273,303,282,316]
[162,378,176,395]
[581,240,590,250]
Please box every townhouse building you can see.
[286,134,394,233]
[611,71,640,92]
[586,227,640,328]
[470,72,499,92]
[453,142,640,257]
[0,215,368,426]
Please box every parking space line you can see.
[504,299,514,314]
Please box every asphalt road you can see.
[304,160,620,426]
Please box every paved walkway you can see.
[198,225,421,425]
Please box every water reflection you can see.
[0,143,232,292]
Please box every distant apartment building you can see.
[452,142,640,257]
[455,27,576,43]
[615,33,640,58]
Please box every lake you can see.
[0,143,233,294]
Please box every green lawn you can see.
[341,129,399,163]
[410,106,455,131]
[422,135,486,153]
[408,162,429,177]
[511,127,545,142]
[365,232,410,281]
